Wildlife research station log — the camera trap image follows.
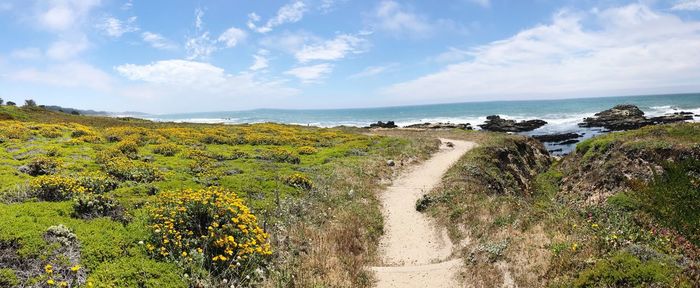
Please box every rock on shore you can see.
[579,104,694,131]
[479,115,547,132]
[532,133,582,143]
[368,121,398,128]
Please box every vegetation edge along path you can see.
[370,139,476,288]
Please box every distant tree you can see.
[0,98,3,105]
[6,101,16,106]
[71,110,80,115]
[24,99,37,107]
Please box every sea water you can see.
[150,93,700,154]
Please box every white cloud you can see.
[372,0,433,38]
[186,32,217,60]
[284,63,333,83]
[249,50,270,71]
[382,4,700,103]
[37,0,101,31]
[46,35,90,60]
[195,7,205,31]
[114,59,299,111]
[11,62,113,91]
[121,0,133,10]
[97,16,138,37]
[295,34,369,63]
[349,63,398,79]
[260,31,320,54]
[116,60,225,86]
[218,27,247,48]
[10,47,42,60]
[142,32,177,50]
[248,1,307,33]
[671,0,700,11]
[430,47,471,63]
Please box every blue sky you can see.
[1,0,700,113]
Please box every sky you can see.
[0,0,700,113]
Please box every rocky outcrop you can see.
[451,136,552,196]
[579,104,650,130]
[649,112,694,124]
[560,123,700,204]
[579,104,694,131]
[404,122,472,130]
[532,133,582,143]
[479,115,547,132]
[368,121,398,128]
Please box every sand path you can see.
[371,139,476,288]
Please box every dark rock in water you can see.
[649,112,694,124]
[580,105,695,131]
[579,104,651,131]
[532,133,582,143]
[548,148,563,153]
[368,121,398,128]
[559,139,580,145]
[404,122,472,130]
[479,115,547,132]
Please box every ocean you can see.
[149,93,700,154]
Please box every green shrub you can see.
[636,159,700,245]
[573,252,682,287]
[103,157,163,183]
[19,156,60,176]
[76,173,119,194]
[152,143,180,156]
[72,193,122,219]
[606,192,640,211]
[88,256,187,288]
[259,148,300,164]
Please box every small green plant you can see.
[0,268,19,287]
[415,195,433,212]
[572,252,682,287]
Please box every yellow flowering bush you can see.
[297,146,318,155]
[147,187,272,280]
[284,173,313,190]
[30,175,87,201]
[0,121,30,139]
[115,138,140,156]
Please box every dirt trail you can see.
[371,139,476,288]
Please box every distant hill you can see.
[39,105,149,117]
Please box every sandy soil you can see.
[371,139,476,288]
